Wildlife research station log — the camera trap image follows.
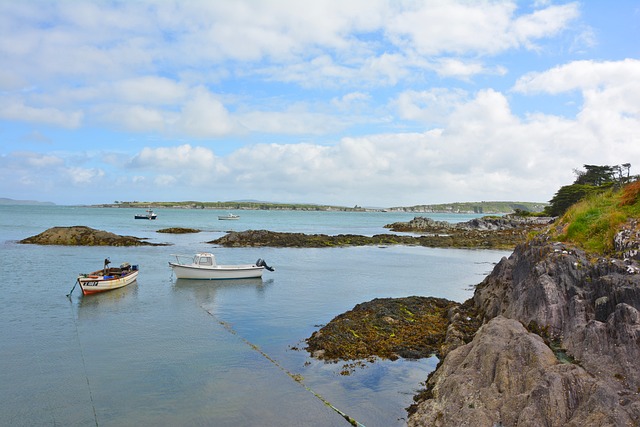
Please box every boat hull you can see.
[78,270,139,295]
[169,263,263,280]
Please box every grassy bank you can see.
[552,181,640,254]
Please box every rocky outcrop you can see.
[408,236,640,426]
[306,297,463,362]
[385,214,554,233]
[19,226,168,246]
[408,316,620,427]
[156,227,200,234]
[211,228,525,249]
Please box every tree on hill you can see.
[545,163,633,217]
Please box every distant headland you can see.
[94,200,546,214]
[0,197,55,206]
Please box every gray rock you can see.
[408,316,621,427]
[409,236,640,426]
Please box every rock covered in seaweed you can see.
[156,227,200,234]
[210,228,526,249]
[19,226,168,246]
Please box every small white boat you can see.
[218,212,239,220]
[76,259,139,295]
[169,253,273,280]
[135,208,157,219]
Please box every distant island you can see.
[0,197,55,206]
[95,200,546,214]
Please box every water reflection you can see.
[76,280,139,309]
[173,277,274,305]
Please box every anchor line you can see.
[31,330,58,426]
[203,307,366,427]
[69,301,99,427]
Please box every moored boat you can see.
[218,212,239,220]
[169,253,273,280]
[76,259,139,295]
[135,208,157,219]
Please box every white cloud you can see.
[513,59,640,95]
[100,105,170,133]
[394,88,468,124]
[131,144,219,171]
[510,3,580,49]
[113,76,188,106]
[64,167,105,185]
[1,2,636,207]
[0,99,83,128]
[176,88,237,137]
[386,1,579,56]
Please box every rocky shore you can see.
[407,234,640,426]
[305,228,640,426]
[299,212,640,425]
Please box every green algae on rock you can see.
[306,296,462,361]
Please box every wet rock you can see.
[19,226,168,246]
[306,296,459,361]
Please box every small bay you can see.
[0,205,510,426]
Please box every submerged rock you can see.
[19,226,168,246]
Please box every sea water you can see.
[0,205,510,426]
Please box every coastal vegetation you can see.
[551,180,640,254]
[545,163,636,216]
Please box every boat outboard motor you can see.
[256,258,275,272]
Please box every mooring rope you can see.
[69,300,99,427]
[203,307,366,427]
[31,331,59,426]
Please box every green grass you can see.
[552,182,640,254]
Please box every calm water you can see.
[0,206,510,426]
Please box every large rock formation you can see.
[408,235,640,426]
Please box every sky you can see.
[1,1,639,207]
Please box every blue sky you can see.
[1,1,639,207]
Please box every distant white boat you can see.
[218,212,239,220]
[169,253,273,280]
